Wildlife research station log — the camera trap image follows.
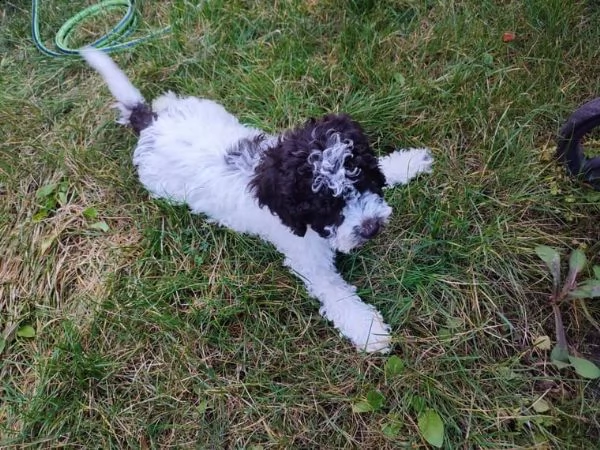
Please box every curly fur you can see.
[251,114,387,238]
[80,47,434,353]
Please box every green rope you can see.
[31,0,171,57]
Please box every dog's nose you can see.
[359,219,381,239]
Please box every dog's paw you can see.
[379,147,434,187]
[321,297,392,353]
[358,313,392,354]
[406,147,434,176]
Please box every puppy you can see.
[81,48,433,353]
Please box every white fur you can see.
[81,47,433,353]
[81,47,144,123]
[379,148,433,187]
[331,192,392,253]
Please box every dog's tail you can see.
[80,47,154,134]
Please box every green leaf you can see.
[366,390,385,411]
[0,337,6,354]
[393,73,406,86]
[533,335,551,350]
[552,359,571,369]
[497,366,518,380]
[43,197,57,211]
[418,409,445,448]
[196,400,209,414]
[568,355,600,379]
[352,400,374,413]
[568,249,587,276]
[582,278,600,287]
[40,236,56,254]
[446,316,463,329]
[437,327,452,339]
[381,420,402,438]
[57,191,68,206]
[384,355,405,378]
[82,207,98,220]
[16,325,36,338]
[482,52,494,66]
[352,390,385,413]
[32,209,49,222]
[569,279,600,299]
[550,344,569,363]
[532,397,550,413]
[89,221,110,232]
[593,266,600,280]
[535,245,561,287]
[569,287,592,299]
[36,183,57,199]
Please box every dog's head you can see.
[251,114,391,253]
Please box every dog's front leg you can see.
[280,240,391,353]
[378,147,433,187]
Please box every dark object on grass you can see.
[557,97,600,190]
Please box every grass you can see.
[2,0,600,447]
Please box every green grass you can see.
[2,0,600,447]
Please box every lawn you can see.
[1,0,600,448]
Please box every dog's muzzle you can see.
[359,218,382,239]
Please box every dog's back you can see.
[81,47,271,231]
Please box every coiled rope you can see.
[31,0,170,56]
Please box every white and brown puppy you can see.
[81,47,433,352]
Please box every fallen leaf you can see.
[418,409,444,448]
[532,397,550,413]
[385,355,405,378]
[534,335,551,350]
[502,31,516,42]
[89,221,110,232]
[352,400,374,413]
[568,355,600,379]
[17,325,36,338]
